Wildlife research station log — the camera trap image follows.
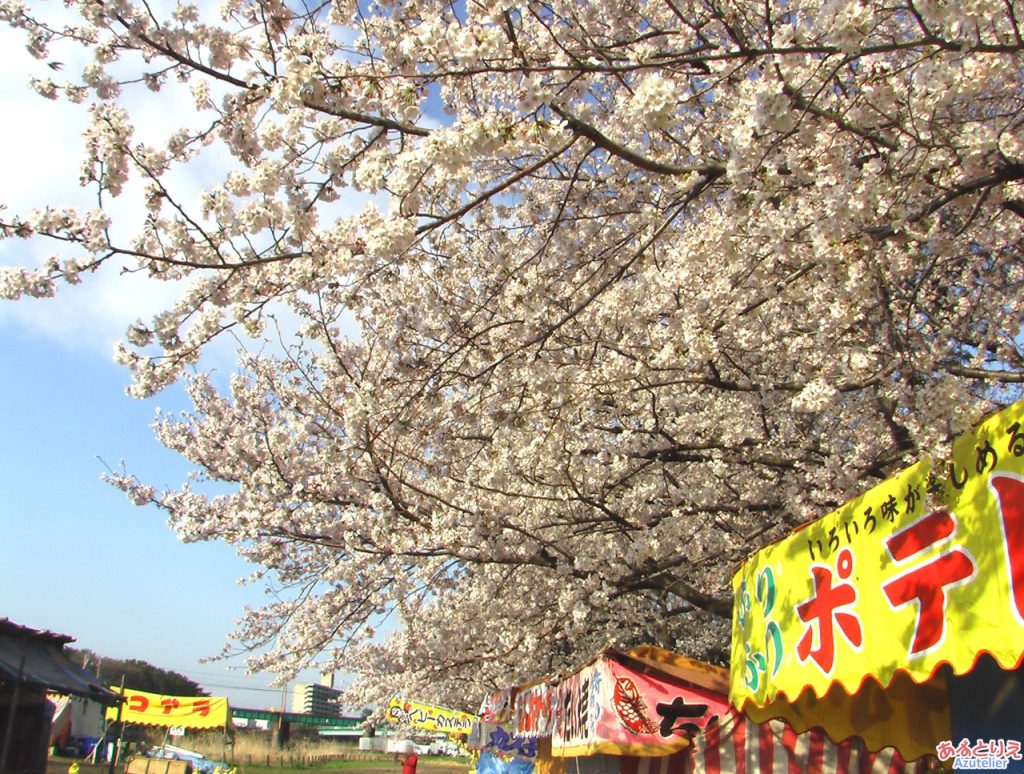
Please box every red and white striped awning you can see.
[689,713,932,774]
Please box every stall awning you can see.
[730,398,1024,761]
[548,646,732,758]
[105,687,230,729]
[467,646,732,761]
[0,618,118,704]
[689,712,932,774]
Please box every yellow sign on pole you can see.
[731,398,1024,755]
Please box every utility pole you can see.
[273,682,290,749]
[108,675,124,774]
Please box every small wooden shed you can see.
[0,619,118,774]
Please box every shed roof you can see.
[0,619,119,704]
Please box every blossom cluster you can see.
[4,0,1024,703]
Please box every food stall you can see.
[729,399,1024,769]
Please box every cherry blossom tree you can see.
[3,0,1024,707]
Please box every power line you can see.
[199,682,283,693]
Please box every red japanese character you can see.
[161,698,181,714]
[128,695,149,713]
[972,740,991,756]
[192,699,212,717]
[935,741,955,761]
[882,510,976,657]
[990,474,1024,627]
[955,739,974,757]
[1006,740,1022,760]
[796,547,863,676]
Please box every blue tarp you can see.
[477,751,535,774]
[146,745,228,774]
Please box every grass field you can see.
[47,727,471,774]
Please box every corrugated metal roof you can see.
[0,619,119,704]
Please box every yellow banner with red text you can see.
[105,687,230,728]
[732,398,1024,708]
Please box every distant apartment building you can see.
[291,675,343,717]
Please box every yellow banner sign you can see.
[732,398,1024,708]
[386,697,474,734]
[105,687,230,729]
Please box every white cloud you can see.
[0,22,214,356]
[0,14,371,361]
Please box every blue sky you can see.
[0,22,329,710]
[0,317,324,709]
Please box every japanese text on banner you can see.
[105,687,230,729]
[731,399,1024,708]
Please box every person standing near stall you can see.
[400,743,419,774]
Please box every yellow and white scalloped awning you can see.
[730,398,1024,760]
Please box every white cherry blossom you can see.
[2,0,1024,708]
